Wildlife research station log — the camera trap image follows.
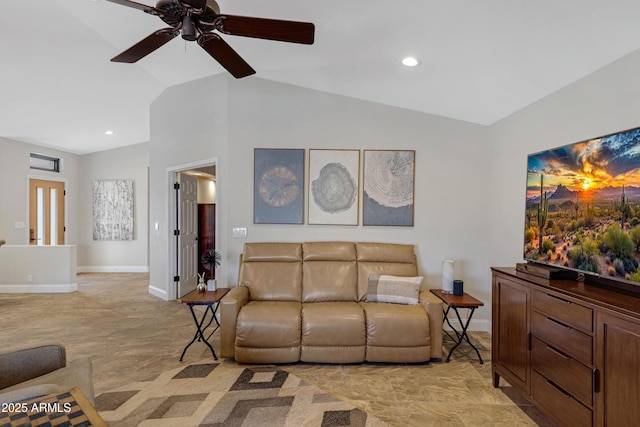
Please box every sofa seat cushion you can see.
[236,301,301,348]
[361,302,431,362]
[234,301,301,363]
[301,302,365,363]
[302,302,365,346]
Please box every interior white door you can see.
[177,173,198,298]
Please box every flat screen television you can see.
[524,126,640,286]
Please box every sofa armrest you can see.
[420,291,443,360]
[220,286,249,358]
[0,344,66,390]
[0,357,94,404]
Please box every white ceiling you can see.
[3,0,640,155]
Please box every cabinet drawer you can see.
[531,337,592,406]
[532,311,593,366]
[532,290,593,333]
[532,371,592,427]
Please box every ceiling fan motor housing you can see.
[155,0,219,27]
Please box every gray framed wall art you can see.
[363,150,415,226]
[254,148,305,224]
[308,149,360,225]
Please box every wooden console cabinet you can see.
[492,267,640,427]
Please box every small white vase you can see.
[207,279,216,291]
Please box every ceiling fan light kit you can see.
[106,0,315,78]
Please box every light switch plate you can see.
[232,227,247,238]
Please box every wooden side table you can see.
[430,289,485,364]
[180,288,230,361]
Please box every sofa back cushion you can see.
[355,242,418,301]
[302,242,358,302]
[238,242,419,303]
[239,243,302,301]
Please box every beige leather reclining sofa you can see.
[220,241,443,364]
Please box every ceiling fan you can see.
[105,0,315,78]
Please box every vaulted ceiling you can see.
[3,1,640,154]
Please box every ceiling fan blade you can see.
[111,28,179,63]
[104,0,164,16]
[216,15,315,45]
[198,34,255,78]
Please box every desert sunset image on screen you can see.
[525,126,640,282]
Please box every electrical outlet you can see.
[27,274,33,282]
[232,227,247,238]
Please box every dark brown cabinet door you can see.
[198,204,216,279]
[492,274,531,393]
[595,312,640,427]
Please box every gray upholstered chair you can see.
[0,344,94,404]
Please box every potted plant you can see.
[201,249,221,290]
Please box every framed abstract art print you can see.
[363,150,415,226]
[254,148,305,224]
[308,149,360,225]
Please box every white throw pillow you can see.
[366,274,423,305]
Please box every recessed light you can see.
[105,130,114,135]
[401,57,420,67]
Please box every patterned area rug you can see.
[95,362,389,427]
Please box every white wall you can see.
[0,138,80,245]
[488,47,640,270]
[148,75,229,300]
[196,177,216,204]
[0,138,150,274]
[0,245,77,292]
[149,76,493,328]
[77,142,150,271]
[226,78,492,309]
[6,42,639,328]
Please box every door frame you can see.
[26,174,68,245]
[166,158,217,300]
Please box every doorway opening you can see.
[29,178,65,245]
[171,162,217,299]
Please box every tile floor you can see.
[0,273,555,426]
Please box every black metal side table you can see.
[430,289,485,364]
[180,287,230,361]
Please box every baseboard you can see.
[148,285,169,301]
[443,318,491,332]
[0,283,78,293]
[77,266,149,273]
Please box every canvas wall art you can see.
[308,149,360,225]
[254,148,305,224]
[93,179,135,240]
[363,150,415,226]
